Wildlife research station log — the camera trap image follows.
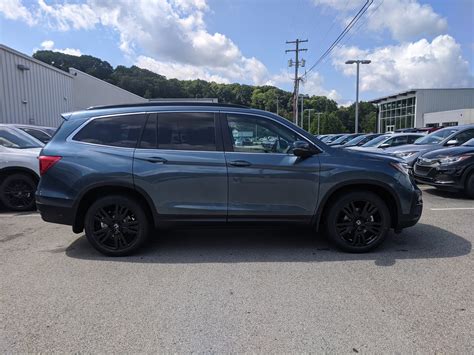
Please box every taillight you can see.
[39,156,62,176]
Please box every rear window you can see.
[19,128,52,144]
[73,114,146,148]
[138,112,217,151]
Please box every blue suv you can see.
[36,103,422,256]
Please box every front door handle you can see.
[146,157,168,164]
[228,160,251,167]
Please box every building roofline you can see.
[369,88,474,104]
[68,68,146,100]
[0,44,75,78]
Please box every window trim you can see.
[67,112,148,149]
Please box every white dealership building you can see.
[370,88,474,133]
[0,44,147,127]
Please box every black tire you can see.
[0,173,37,211]
[84,195,150,256]
[325,191,391,253]
[465,173,474,199]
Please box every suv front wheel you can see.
[84,195,150,256]
[326,191,390,252]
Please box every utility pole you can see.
[276,97,279,115]
[305,109,315,133]
[300,95,304,128]
[316,112,323,135]
[345,59,371,133]
[286,39,307,124]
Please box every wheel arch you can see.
[313,180,402,231]
[0,167,40,185]
[72,182,158,233]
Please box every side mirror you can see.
[293,141,316,158]
[380,143,390,148]
[445,139,458,146]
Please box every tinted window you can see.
[20,128,51,143]
[407,135,422,144]
[157,112,216,151]
[139,115,157,149]
[73,114,146,148]
[453,129,474,145]
[226,114,299,154]
[389,136,408,147]
[362,135,390,147]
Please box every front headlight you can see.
[390,162,410,176]
[438,155,471,165]
[395,151,418,159]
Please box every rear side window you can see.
[73,114,146,148]
[155,112,217,151]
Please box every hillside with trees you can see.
[33,50,377,134]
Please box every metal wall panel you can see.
[0,45,74,127]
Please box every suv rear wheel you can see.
[0,173,37,211]
[325,191,390,252]
[84,195,150,256]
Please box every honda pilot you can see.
[36,103,422,256]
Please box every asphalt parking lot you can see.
[0,185,473,353]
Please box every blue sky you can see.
[1,0,473,104]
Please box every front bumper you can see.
[396,188,423,229]
[413,163,464,190]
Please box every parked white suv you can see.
[0,126,43,211]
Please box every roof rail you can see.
[87,102,249,110]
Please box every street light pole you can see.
[345,59,371,133]
[304,109,315,132]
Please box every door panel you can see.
[223,113,320,220]
[133,112,227,218]
[134,150,228,217]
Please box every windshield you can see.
[361,135,390,147]
[462,138,474,147]
[414,128,459,145]
[0,127,43,149]
[344,135,366,146]
[331,134,351,144]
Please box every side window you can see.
[157,112,217,151]
[226,114,299,153]
[20,128,51,143]
[139,115,157,149]
[454,129,474,145]
[73,114,146,148]
[407,135,421,144]
[389,136,408,146]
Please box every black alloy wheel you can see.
[326,191,390,252]
[84,196,149,256]
[0,174,37,211]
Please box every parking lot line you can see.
[430,207,474,211]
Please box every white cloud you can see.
[39,40,82,56]
[0,0,36,25]
[301,72,341,101]
[313,0,448,41]
[332,35,473,92]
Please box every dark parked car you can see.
[413,138,474,197]
[37,103,422,256]
[327,133,364,147]
[387,125,474,166]
[342,133,383,148]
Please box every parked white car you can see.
[0,126,43,211]
[3,124,56,144]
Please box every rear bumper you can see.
[36,195,75,226]
[396,188,423,229]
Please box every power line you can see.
[286,39,308,124]
[302,0,373,79]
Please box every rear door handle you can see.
[145,157,168,164]
[228,160,251,167]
